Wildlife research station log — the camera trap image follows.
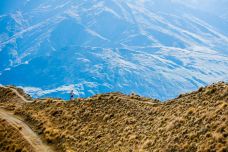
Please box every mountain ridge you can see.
[0,0,228,100]
[0,82,227,151]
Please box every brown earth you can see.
[0,82,227,152]
[0,108,53,152]
[0,117,34,152]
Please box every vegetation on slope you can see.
[0,82,227,151]
[0,118,34,152]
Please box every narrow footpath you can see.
[0,86,53,152]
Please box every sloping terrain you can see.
[1,0,228,100]
[0,118,34,152]
[0,109,52,152]
[0,82,227,151]
[0,87,53,152]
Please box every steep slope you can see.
[0,109,53,152]
[0,118,35,152]
[0,82,227,151]
[0,0,228,100]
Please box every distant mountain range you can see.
[0,0,228,100]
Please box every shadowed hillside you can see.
[0,82,227,151]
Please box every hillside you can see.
[0,82,227,151]
[1,0,228,100]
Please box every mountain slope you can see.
[0,0,228,100]
[0,82,227,151]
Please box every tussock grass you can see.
[0,82,227,151]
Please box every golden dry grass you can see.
[0,118,34,152]
[0,82,228,151]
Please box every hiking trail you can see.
[1,86,33,102]
[0,86,53,152]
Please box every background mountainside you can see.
[0,0,228,100]
[0,82,227,151]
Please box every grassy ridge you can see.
[0,82,227,151]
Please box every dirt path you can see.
[1,86,33,102]
[0,108,53,152]
[0,86,53,151]
[118,95,158,106]
[10,87,33,102]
